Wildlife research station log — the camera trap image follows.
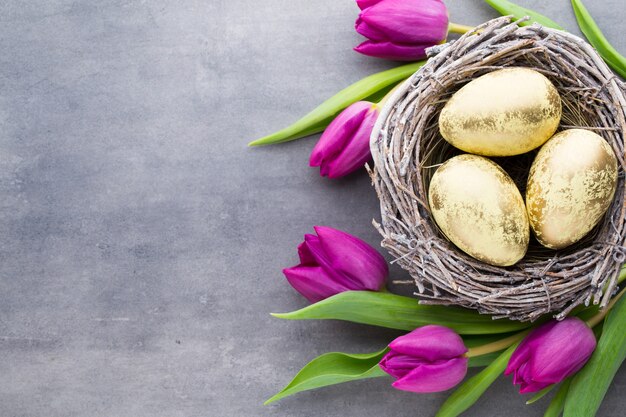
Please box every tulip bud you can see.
[354,0,449,61]
[309,101,379,179]
[380,325,468,393]
[282,226,388,303]
[505,317,596,393]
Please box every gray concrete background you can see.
[0,0,624,416]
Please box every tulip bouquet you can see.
[252,1,626,416]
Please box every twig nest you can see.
[369,17,626,321]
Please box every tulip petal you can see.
[527,318,596,383]
[379,350,426,380]
[356,0,383,10]
[505,320,558,375]
[519,379,552,394]
[313,226,388,291]
[310,101,372,167]
[355,17,389,42]
[358,0,448,44]
[283,265,351,303]
[325,106,378,178]
[389,325,467,361]
[515,361,532,386]
[392,357,468,393]
[302,233,323,256]
[302,233,362,290]
[505,342,531,377]
[297,239,317,266]
[354,40,430,61]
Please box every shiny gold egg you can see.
[428,155,529,266]
[439,68,561,156]
[526,129,618,249]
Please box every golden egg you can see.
[439,67,561,156]
[526,129,618,249]
[428,155,529,266]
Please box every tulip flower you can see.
[380,325,468,393]
[354,0,450,61]
[309,101,379,179]
[505,317,596,393]
[283,226,388,303]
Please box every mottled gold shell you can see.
[428,155,529,266]
[526,129,618,250]
[439,68,561,156]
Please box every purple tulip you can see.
[380,325,468,393]
[310,101,379,179]
[505,317,596,393]
[354,0,449,61]
[282,226,388,303]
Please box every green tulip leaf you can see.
[571,0,626,79]
[249,62,424,146]
[563,295,626,417]
[467,351,502,368]
[436,342,519,417]
[484,0,563,30]
[526,384,555,405]
[544,379,571,417]
[265,348,388,404]
[272,291,530,335]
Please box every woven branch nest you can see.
[369,16,626,322]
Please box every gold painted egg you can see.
[526,129,618,249]
[439,67,561,156]
[428,154,529,266]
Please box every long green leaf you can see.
[563,295,626,416]
[484,0,563,30]
[544,379,571,417]
[272,291,530,335]
[436,342,519,417]
[571,0,626,79]
[249,62,424,146]
[265,348,388,404]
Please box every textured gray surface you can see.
[0,0,625,416]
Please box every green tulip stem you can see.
[586,286,626,329]
[465,330,530,358]
[448,22,475,34]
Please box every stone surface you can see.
[0,0,624,416]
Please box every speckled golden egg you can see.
[526,129,618,250]
[428,155,529,266]
[439,68,561,156]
